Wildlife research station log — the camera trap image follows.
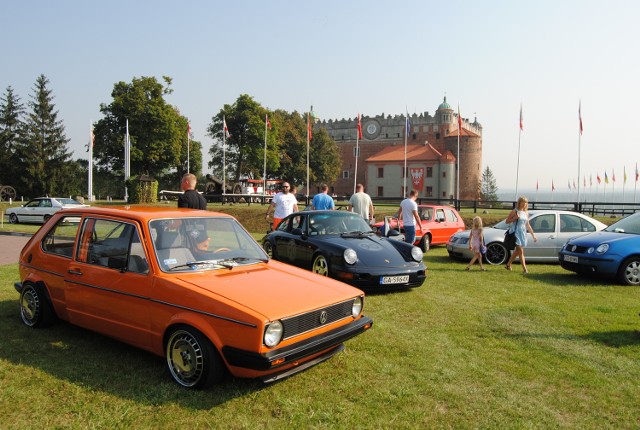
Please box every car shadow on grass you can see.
[0,299,273,409]
[505,329,640,348]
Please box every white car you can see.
[6,197,88,224]
[447,210,607,265]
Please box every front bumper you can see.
[333,266,426,288]
[222,315,373,374]
[558,252,618,276]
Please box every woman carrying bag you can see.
[505,196,537,273]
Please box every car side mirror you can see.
[387,229,401,237]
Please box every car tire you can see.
[312,254,330,277]
[263,241,274,259]
[617,256,640,286]
[43,214,51,222]
[419,234,431,252]
[485,242,508,265]
[19,283,57,328]
[166,326,224,389]
[9,213,19,224]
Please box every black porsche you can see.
[263,211,426,289]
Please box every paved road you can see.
[0,235,30,265]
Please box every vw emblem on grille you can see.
[571,245,577,252]
[319,310,328,324]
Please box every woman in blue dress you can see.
[505,196,537,273]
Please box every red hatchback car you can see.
[372,205,465,251]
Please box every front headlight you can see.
[351,296,363,317]
[264,320,283,347]
[344,248,357,265]
[458,237,469,245]
[411,246,424,262]
[595,244,609,254]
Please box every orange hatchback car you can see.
[15,207,372,388]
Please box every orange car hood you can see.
[175,260,360,320]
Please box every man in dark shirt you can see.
[178,173,207,209]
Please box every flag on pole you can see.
[406,113,411,136]
[568,180,572,191]
[624,166,627,184]
[583,176,586,187]
[536,179,538,191]
[457,105,462,131]
[519,103,523,130]
[266,115,272,130]
[590,174,593,187]
[636,162,639,182]
[579,100,583,135]
[612,169,616,182]
[573,179,577,190]
[223,117,231,139]
[552,180,555,192]
[605,171,609,184]
[357,113,363,139]
[307,113,313,141]
[597,173,601,184]
[187,122,191,138]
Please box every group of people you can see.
[465,196,537,273]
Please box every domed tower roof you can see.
[437,96,452,111]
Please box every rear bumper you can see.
[222,315,373,373]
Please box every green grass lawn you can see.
[1,247,639,429]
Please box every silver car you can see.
[6,197,88,224]
[447,210,607,265]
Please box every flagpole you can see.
[124,119,130,202]
[306,112,310,199]
[222,115,226,195]
[635,163,638,204]
[515,103,523,200]
[577,100,583,204]
[354,117,359,195]
[88,120,93,202]
[263,114,268,198]
[187,123,190,174]
[404,111,408,197]
[456,105,461,204]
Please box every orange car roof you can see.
[59,206,231,222]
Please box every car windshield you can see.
[150,216,268,272]
[604,212,640,234]
[58,198,82,205]
[309,212,373,236]
[492,219,510,230]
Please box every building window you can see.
[436,133,440,139]
[353,147,360,157]
[426,186,433,197]
[377,167,384,178]
[442,191,446,198]
[342,171,349,179]
[412,133,417,140]
[397,133,400,138]
[442,171,446,178]
[426,167,433,178]
[377,186,384,197]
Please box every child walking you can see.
[466,216,486,271]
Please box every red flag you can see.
[223,117,231,139]
[597,173,601,184]
[187,122,191,138]
[266,114,272,130]
[612,169,616,182]
[536,180,538,191]
[307,113,313,141]
[519,104,523,131]
[636,163,639,182]
[357,113,363,139]
[579,101,583,135]
[457,104,462,131]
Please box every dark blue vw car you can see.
[559,211,640,285]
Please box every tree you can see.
[17,75,73,197]
[480,166,499,203]
[93,76,192,180]
[0,86,24,187]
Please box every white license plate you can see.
[564,255,578,263]
[381,275,410,285]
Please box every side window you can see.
[290,215,303,231]
[445,209,458,222]
[531,214,556,233]
[42,216,81,258]
[560,214,586,233]
[435,209,445,222]
[580,218,597,232]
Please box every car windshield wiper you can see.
[341,231,374,238]
[169,260,236,270]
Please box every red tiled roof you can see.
[366,142,456,163]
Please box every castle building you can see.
[315,97,482,200]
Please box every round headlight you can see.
[264,320,283,347]
[595,244,609,254]
[411,246,424,262]
[344,248,357,265]
[351,296,363,317]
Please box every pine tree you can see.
[0,86,24,187]
[480,166,499,203]
[18,74,72,197]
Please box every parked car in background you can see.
[559,211,640,285]
[371,204,465,251]
[447,210,607,265]
[6,197,88,224]
[15,207,372,388]
[263,210,426,289]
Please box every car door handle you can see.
[549,235,556,239]
[68,269,83,275]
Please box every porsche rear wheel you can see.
[166,326,224,389]
[312,254,330,277]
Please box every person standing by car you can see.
[347,183,374,223]
[466,216,486,271]
[311,184,335,210]
[397,190,423,244]
[266,182,299,229]
[505,196,537,273]
[178,173,207,209]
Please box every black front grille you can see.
[282,299,355,339]
[567,245,590,254]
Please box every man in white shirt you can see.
[265,182,299,229]
[397,189,423,244]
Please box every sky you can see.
[2,0,640,198]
